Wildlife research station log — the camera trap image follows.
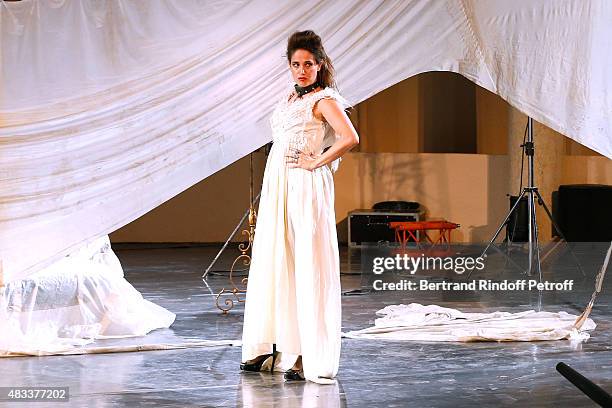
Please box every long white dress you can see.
[241,85,350,384]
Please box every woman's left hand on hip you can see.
[286,147,318,171]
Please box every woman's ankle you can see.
[246,353,270,364]
[291,356,303,371]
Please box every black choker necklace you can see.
[294,82,320,97]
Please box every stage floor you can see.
[0,244,610,407]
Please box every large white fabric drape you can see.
[1,0,611,283]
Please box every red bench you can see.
[389,221,460,248]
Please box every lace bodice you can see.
[269,86,351,171]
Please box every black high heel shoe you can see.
[283,368,305,381]
[240,352,278,372]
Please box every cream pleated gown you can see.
[241,85,350,384]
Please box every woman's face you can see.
[289,49,320,87]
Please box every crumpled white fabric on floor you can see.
[1,0,611,282]
[0,236,176,357]
[343,303,597,342]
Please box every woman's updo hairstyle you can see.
[286,30,336,89]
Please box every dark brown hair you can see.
[286,30,336,89]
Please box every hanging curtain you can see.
[1,0,610,282]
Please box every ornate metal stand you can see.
[201,150,264,314]
[214,205,256,314]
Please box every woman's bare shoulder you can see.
[313,88,345,120]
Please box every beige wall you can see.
[419,72,476,153]
[476,86,509,155]
[562,156,612,184]
[111,73,611,244]
[355,76,420,153]
[333,153,510,243]
[355,72,479,154]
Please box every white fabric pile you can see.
[344,303,596,342]
[0,236,175,357]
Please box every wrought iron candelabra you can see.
[202,148,265,314]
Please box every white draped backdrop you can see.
[2,0,611,282]
[0,0,610,353]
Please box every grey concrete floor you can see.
[0,243,610,407]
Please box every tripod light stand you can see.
[471,117,581,280]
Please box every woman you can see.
[240,30,359,384]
